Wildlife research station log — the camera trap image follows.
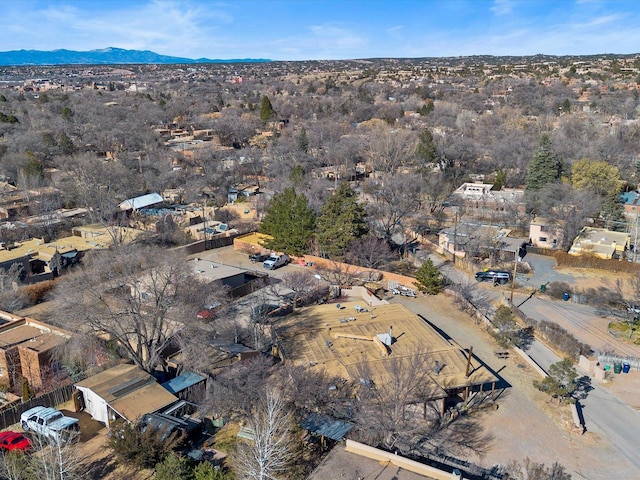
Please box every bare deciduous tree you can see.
[345,234,394,269]
[51,245,213,373]
[234,387,297,480]
[27,434,87,480]
[280,270,316,308]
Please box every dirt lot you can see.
[392,293,639,479]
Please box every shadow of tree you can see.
[573,375,593,400]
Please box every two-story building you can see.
[0,313,71,390]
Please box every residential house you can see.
[569,227,630,259]
[529,217,563,249]
[449,183,526,222]
[438,222,512,258]
[273,302,498,414]
[74,363,179,427]
[0,313,71,390]
[620,191,640,219]
[117,192,164,211]
[0,226,141,283]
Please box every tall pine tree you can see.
[260,95,276,123]
[526,134,561,191]
[260,187,315,255]
[316,181,368,259]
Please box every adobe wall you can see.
[233,234,418,289]
[344,439,462,479]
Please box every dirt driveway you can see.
[392,293,638,479]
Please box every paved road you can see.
[427,251,640,476]
[516,294,640,359]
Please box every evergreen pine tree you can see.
[260,95,276,123]
[413,258,443,295]
[316,181,368,259]
[526,134,561,191]
[260,187,316,255]
[297,127,309,153]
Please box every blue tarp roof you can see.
[300,413,353,441]
[161,372,206,395]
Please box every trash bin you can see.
[623,362,631,374]
[540,284,546,293]
[605,364,611,371]
[562,292,570,301]
[614,363,622,374]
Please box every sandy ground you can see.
[392,293,639,479]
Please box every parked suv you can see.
[475,270,511,284]
[263,254,290,270]
[21,406,80,443]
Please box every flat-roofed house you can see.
[273,302,499,414]
[569,227,630,259]
[0,314,71,390]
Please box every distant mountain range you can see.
[0,47,271,66]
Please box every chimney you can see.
[389,325,393,341]
[434,360,441,375]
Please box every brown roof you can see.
[275,302,498,396]
[0,319,69,352]
[76,363,178,421]
[109,382,178,421]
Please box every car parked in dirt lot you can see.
[263,254,290,270]
[196,301,223,320]
[248,253,270,263]
[20,406,80,443]
[0,431,31,451]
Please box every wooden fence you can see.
[0,384,75,430]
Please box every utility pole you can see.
[510,249,518,304]
[634,213,639,263]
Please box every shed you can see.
[117,192,163,211]
[75,364,178,426]
[301,413,353,442]
[161,372,206,399]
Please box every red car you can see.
[0,431,31,451]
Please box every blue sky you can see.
[3,0,640,60]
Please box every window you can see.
[540,225,549,232]
[539,237,548,242]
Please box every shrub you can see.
[108,420,185,469]
[544,282,572,299]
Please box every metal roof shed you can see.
[301,413,353,442]
[118,192,163,211]
[161,372,206,396]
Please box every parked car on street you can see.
[20,406,80,443]
[475,270,511,284]
[0,431,31,452]
[263,254,290,270]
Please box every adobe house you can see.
[0,314,71,390]
[569,227,630,259]
[273,302,499,414]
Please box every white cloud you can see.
[491,0,514,16]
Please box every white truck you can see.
[263,254,290,270]
[20,406,80,443]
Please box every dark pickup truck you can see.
[248,253,270,263]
